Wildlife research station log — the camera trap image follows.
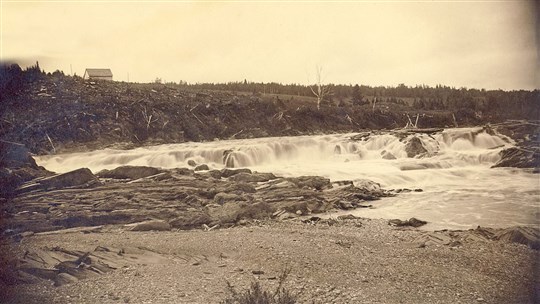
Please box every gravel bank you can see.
[5,219,539,304]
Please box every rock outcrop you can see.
[7,166,394,233]
[17,168,98,194]
[404,137,427,158]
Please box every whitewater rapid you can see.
[35,127,539,230]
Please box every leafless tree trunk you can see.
[309,66,332,110]
[141,106,158,130]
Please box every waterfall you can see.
[34,127,538,230]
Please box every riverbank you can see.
[4,219,539,304]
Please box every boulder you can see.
[128,220,171,232]
[96,166,161,180]
[0,141,54,197]
[404,137,427,158]
[0,140,39,169]
[194,164,209,171]
[18,168,98,193]
[187,160,197,167]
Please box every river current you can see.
[35,127,539,230]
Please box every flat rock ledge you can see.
[5,166,393,234]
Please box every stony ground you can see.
[4,219,539,304]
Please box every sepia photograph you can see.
[0,1,538,303]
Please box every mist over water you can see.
[35,127,539,230]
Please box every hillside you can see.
[1,65,538,156]
[0,70,480,155]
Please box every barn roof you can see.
[84,68,113,77]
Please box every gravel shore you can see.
[6,219,539,304]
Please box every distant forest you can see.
[171,80,538,119]
[2,63,538,121]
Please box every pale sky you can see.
[2,1,538,90]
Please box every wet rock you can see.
[388,217,427,228]
[97,166,161,180]
[381,150,397,160]
[187,160,197,167]
[354,179,382,192]
[404,136,428,158]
[223,149,234,167]
[194,164,209,171]
[492,147,540,169]
[220,168,252,178]
[128,220,171,232]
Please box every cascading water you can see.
[35,127,539,230]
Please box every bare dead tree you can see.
[371,98,377,112]
[141,106,158,130]
[309,66,332,110]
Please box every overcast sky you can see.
[2,1,538,90]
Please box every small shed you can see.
[83,68,113,81]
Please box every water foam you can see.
[35,127,538,229]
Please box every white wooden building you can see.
[83,68,113,81]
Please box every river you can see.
[35,127,539,230]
